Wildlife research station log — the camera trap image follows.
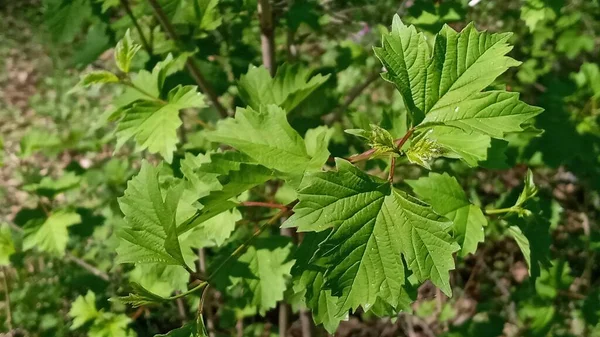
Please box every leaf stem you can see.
[388,155,396,183]
[240,201,288,210]
[484,207,517,215]
[170,281,208,300]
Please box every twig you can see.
[2,266,12,332]
[66,254,111,282]
[120,0,152,55]
[236,319,244,337]
[347,128,414,164]
[394,128,414,149]
[147,0,229,118]
[299,308,313,337]
[240,201,288,210]
[258,0,276,76]
[279,302,289,337]
[175,293,188,322]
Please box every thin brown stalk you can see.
[240,201,288,210]
[147,0,229,118]
[258,0,276,76]
[299,308,314,337]
[388,156,396,183]
[66,254,110,282]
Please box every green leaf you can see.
[284,159,458,312]
[155,315,209,336]
[89,312,134,337]
[292,232,346,333]
[238,64,330,112]
[407,172,486,256]
[0,224,15,266]
[23,172,81,199]
[375,16,542,134]
[206,104,329,177]
[177,152,275,234]
[507,213,551,282]
[115,29,141,73]
[113,282,169,307]
[69,291,100,329]
[212,237,294,314]
[515,169,538,207]
[79,70,119,87]
[420,91,543,138]
[181,209,241,249]
[116,85,206,163]
[117,161,188,268]
[129,264,189,298]
[22,210,81,257]
[521,0,557,32]
[44,0,92,43]
[422,126,491,166]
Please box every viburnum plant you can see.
[80,14,545,335]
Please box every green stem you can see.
[170,281,208,300]
[485,207,517,215]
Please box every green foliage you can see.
[9,0,600,335]
[22,210,82,257]
[407,172,486,256]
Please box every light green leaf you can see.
[89,312,135,337]
[115,29,141,73]
[116,85,206,163]
[181,209,240,250]
[206,104,328,177]
[177,152,275,234]
[80,70,119,87]
[129,264,189,298]
[0,224,15,266]
[117,161,188,268]
[23,210,81,257]
[515,169,538,207]
[284,159,458,311]
[420,91,543,138]
[238,64,330,112]
[23,172,81,199]
[69,291,99,329]
[407,172,486,256]
[423,126,491,166]
[521,0,557,32]
[212,237,294,314]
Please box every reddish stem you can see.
[394,128,414,150]
[388,156,396,183]
[240,201,287,210]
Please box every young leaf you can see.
[515,169,538,207]
[284,159,458,310]
[116,85,206,163]
[22,210,81,257]
[238,64,330,112]
[115,29,141,73]
[79,70,119,87]
[422,126,491,166]
[69,291,100,329]
[116,161,188,268]
[113,282,170,307]
[206,104,329,178]
[407,172,486,256]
